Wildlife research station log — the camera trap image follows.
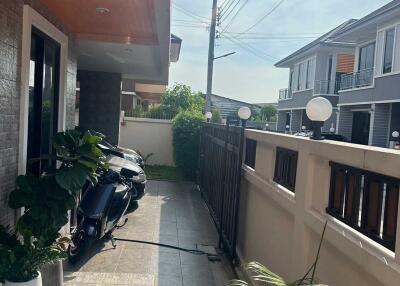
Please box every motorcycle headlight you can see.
[131,173,146,182]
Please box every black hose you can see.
[114,237,214,256]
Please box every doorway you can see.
[27,27,61,175]
[351,111,370,145]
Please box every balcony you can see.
[340,68,374,90]
[278,88,292,100]
[314,79,341,95]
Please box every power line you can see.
[236,0,286,36]
[220,0,249,32]
[223,32,324,36]
[173,3,210,20]
[172,3,210,25]
[220,35,317,40]
[220,0,240,19]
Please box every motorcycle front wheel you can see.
[68,234,95,264]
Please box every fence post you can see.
[218,120,230,249]
[231,118,246,263]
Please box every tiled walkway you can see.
[64,180,235,286]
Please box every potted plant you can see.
[0,130,106,285]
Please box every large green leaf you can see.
[55,164,88,191]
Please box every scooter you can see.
[68,168,135,263]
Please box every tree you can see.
[161,84,205,114]
[211,109,222,123]
[259,104,277,122]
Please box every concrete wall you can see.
[237,130,400,286]
[119,117,175,166]
[0,0,76,228]
[78,70,121,145]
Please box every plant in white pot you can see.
[0,130,106,285]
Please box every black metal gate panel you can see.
[198,122,244,260]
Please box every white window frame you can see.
[293,56,315,93]
[382,27,396,74]
[19,5,69,176]
[375,23,399,78]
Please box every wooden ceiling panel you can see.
[40,0,158,44]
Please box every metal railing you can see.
[340,68,374,91]
[314,80,341,95]
[124,108,177,120]
[279,88,292,100]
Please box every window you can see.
[358,42,375,71]
[27,28,60,175]
[327,162,400,251]
[294,58,314,91]
[273,147,298,192]
[383,29,395,74]
[296,64,301,91]
[305,58,314,89]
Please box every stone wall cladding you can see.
[0,0,77,228]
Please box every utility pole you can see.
[205,0,218,112]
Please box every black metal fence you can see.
[327,162,400,251]
[198,121,244,260]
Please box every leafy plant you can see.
[172,111,205,180]
[0,130,105,283]
[211,109,222,123]
[230,222,327,286]
[161,83,205,114]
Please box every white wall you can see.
[119,117,175,166]
[237,130,400,286]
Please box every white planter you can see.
[4,272,42,286]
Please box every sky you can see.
[169,0,393,104]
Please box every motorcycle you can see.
[106,155,147,201]
[68,168,135,263]
[97,140,145,169]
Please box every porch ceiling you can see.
[40,0,158,45]
[40,0,171,84]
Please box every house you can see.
[0,0,176,229]
[329,0,400,148]
[210,94,261,119]
[275,20,357,133]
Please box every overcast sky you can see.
[169,0,392,103]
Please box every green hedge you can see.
[172,111,204,180]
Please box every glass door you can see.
[27,28,60,175]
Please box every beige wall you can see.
[237,130,400,286]
[119,117,175,166]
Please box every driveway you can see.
[64,180,234,286]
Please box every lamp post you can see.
[306,97,333,140]
[238,106,251,128]
[205,111,212,123]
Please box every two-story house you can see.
[275,20,357,133]
[330,0,400,148]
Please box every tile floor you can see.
[64,180,235,286]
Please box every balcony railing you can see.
[340,68,374,91]
[314,80,341,95]
[279,88,292,100]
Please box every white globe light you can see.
[393,131,400,138]
[286,125,290,129]
[301,125,306,130]
[238,106,251,120]
[330,127,335,133]
[205,111,212,119]
[306,97,333,122]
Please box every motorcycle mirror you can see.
[120,168,137,178]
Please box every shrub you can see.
[172,111,204,180]
[211,109,222,123]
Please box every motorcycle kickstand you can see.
[110,234,117,249]
[116,218,128,229]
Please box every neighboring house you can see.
[254,102,278,108]
[329,1,400,148]
[275,20,357,133]
[210,94,261,118]
[0,0,174,228]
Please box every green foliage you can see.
[161,83,205,114]
[229,222,327,286]
[252,104,277,122]
[145,165,186,181]
[211,109,222,123]
[172,111,205,180]
[0,130,105,283]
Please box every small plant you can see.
[211,109,222,123]
[0,130,105,283]
[172,110,204,180]
[230,222,327,286]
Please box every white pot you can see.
[5,272,42,286]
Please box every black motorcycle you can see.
[68,168,135,263]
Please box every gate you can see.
[198,119,245,260]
